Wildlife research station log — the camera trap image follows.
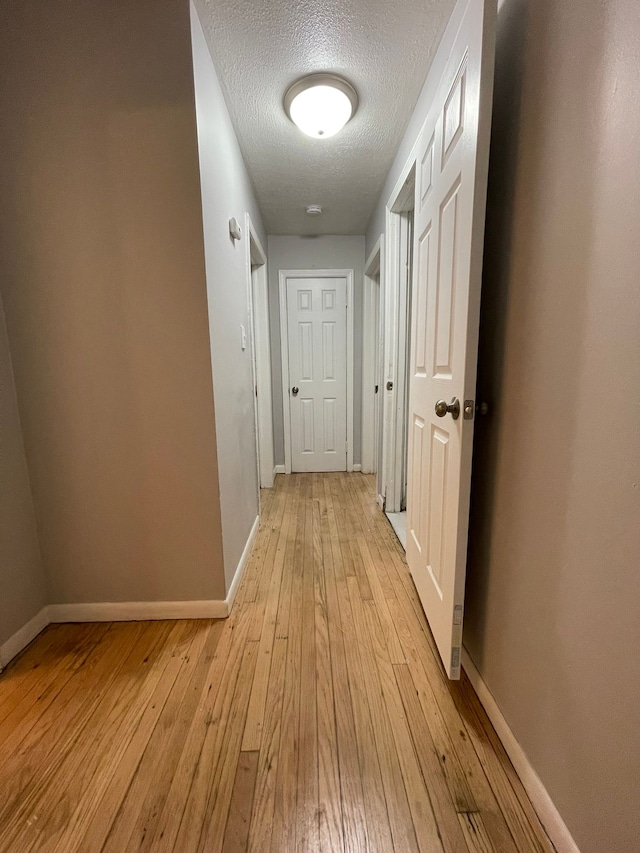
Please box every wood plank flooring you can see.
[0,473,554,852]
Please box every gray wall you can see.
[191,4,267,591]
[0,296,47,649]
[0,0,226,604]
[267,236,365,467]
[464,2,640,852]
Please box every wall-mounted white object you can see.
[229,217,242,241]
[240,325,247,351]
[284,74,358,139]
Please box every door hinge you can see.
[451,647,461,673]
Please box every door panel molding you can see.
[279,269,354,474]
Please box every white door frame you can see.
[362,237,384,480]
[381,164,416,513]
[279,269,354,474]
[245,214,274,489]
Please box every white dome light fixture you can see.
[284,73,358,139]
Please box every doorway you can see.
[245,215,274,492]
[279,269,354,473]
[361,237,384,482]
[381,166,416,548]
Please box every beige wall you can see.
[464,1,640,851]
[0,0,226,603]
[0,296,47,650]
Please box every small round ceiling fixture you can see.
[306,204,322,216]
[284,73,358,139]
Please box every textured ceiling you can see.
[194,0,456,235]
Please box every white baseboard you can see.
[46,514,260,625]
[273,464,286,475]
[352,463,362,472]
[0,515,261,668]
[377,493,385,510]
[225,514,259,614]
[48,599,228,622]
[462,648,581,853]
[0,606,50,671]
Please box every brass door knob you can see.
[435,397,460,420]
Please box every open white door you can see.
[406,0,496,679]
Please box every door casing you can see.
[245,215,274,490]
[362,237,384,480]
[279,269,354,474]
[381,167,415,513]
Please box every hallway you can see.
[0,473,552,852]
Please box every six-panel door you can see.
[406,0,496,679]
[286,276,348,473]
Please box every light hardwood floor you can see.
[0,473,554,852]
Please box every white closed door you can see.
[406,0,496,679]
[286,276,348,473]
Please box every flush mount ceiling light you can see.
[284,73,358,139]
